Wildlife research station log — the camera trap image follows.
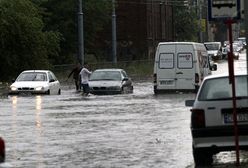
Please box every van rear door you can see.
[157,44,176,90]
[175,44,195,90]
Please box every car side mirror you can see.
[49,79,55,83]
[210,64,217,71]
[122,77,129,81]
[185,100,195,107]
[11,79,15,83]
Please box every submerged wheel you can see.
[193,146,213,166]
[46,90,50,95]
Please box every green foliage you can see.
[0,0,60,81]
[39,0,112,64]
[174,4,198,41]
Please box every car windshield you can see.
[16,72,47,82]
[198,75,248,101]
[205,43,220,50]
[90,71,121,81]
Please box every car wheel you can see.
[58,89,61,95]
[154,89,158,94]
[46,90,50,95]
[193,146,213,166]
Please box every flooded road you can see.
[0,52,248,168]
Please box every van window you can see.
[159,53,174,69]
[177,53,193,69]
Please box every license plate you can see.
[160,80,174,85]
[224,113,248,123]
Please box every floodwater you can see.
[0,52,248,168]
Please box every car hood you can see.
[207,50,218,54]
[89,80,122,87]
[11,81,48,88]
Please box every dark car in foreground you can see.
[89,69,133,95]
[185,72,248,166]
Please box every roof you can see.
[21,70,51,73]
[94,68,124,72]
[158,41,202,45]
[204,71,248,80]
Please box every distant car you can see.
[204,42,223,60]
[232,43,240,60]
[9,70,61,95]
[185,72,248,166]
[89,69,133,95]
[237,37,246,46]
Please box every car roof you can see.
[94,68,124,72]
[204,42,221,44]
[21,70,51,73]
[204,71,248,80]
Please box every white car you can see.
[204,42,223,60]
[89,69,133,95]
[9,70,61,95]
[185,71,248,166]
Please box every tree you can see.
[173,2,198,41]
[0,0,60,81]
[39,0,112,64]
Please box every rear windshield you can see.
[198,75,248,101]
[204,43,220,50]
[90,71,121,81]
[17,72,47,81]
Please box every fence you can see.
[53,59,154,83]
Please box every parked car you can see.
[9,70,61,95]
[204,42,223,60]
[185,71,248,166]
[232,43,240,60]
[89,69,133,95]
[237,37,246,46]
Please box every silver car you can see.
[185,72,248,166]
[9,70,61,95]
[89,69,133,95]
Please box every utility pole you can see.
[78,0,84,65]
[198,0,203,43]
[112,0,117,64]
[245,0,248,74]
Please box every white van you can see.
[153,42,216,94]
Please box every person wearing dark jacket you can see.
[67,63,82,91]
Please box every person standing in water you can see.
[67,62,82,91]
[79,62,92,96]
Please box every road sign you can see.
[208,0,241,21]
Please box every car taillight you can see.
[191,109,205,128]
[195,73,199,84]
[153,74,157,84]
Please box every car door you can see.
[157,44,176,90]
[48,72,58,94]
[175,44,195,90]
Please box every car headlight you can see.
[35,86,44,91]
[10,86,17,91]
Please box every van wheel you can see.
[193,147,213,166]
[154,89,158,94]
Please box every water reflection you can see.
[11,96,17,109]
[35,96,42,111]
[35,96,44,168]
